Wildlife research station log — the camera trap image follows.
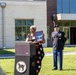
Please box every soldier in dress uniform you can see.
[51,24,67,70]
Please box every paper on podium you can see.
[35,31,43,42]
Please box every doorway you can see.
[70,27,76,44]
[63,27,70,44]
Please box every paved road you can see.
[0,52,76,58]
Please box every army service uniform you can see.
[51,30,66,70]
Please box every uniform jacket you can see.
[51,31,67,50]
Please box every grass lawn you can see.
[0,49,15,54]
[0,47,76,54]
[0,59,14,75]
[0,55,76,75]
[39,55,76,75]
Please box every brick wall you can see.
[47,0,57,30]
[47,0,57,46]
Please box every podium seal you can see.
[16,61,27,73]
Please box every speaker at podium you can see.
[14,41,36,75]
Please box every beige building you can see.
[0,0,47,48]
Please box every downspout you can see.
[0,2,6,48]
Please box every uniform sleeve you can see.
[62,32,67,45]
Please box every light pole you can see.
[0,2,6,48]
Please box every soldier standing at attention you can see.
[51,24,67,70]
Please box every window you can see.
[70,0,76,13]
[15,19,34,41]
[57,0,76,13]
[57,0,62,13]
[63,0,69,13]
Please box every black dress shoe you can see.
[60,69,62,71]
[52,68,57,70]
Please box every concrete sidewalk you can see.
[0,54,15,59]
[0,52,76,58]
[45,51,76,56]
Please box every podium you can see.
[14,41,36,75]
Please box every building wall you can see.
[47,0,57,46]
[47,0,57,29]
[2,0,46,1]
[0,1,47,48]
